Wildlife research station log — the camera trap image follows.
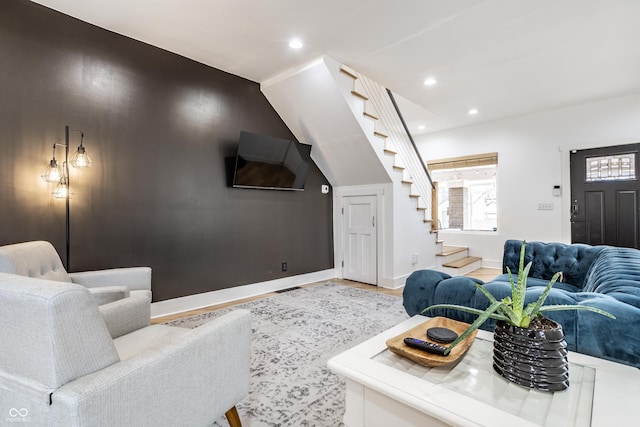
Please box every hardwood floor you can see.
[152,268,501,324]
[467,267,502,282]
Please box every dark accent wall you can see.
[0,1,333,301]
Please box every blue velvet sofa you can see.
[403,240,640,367]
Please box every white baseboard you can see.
[151,269,337,319]
[377,275,407,290]
[482,259,502,270]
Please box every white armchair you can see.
[0,273,251,426]
[0,240,151,338]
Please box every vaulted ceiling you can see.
[31,0,640,135]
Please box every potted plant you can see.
[423,241,615,391]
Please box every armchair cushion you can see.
[88,286,130,305]
[99,291,152,338]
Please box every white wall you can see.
[391,178,438,283]
[416,93,640,267]
[262,56,391,187]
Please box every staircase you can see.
[261,56,483,280]
[339,65,483,276]
[339,65,433,225]
[436,245,483,276]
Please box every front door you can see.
[570,144,640,248]
[342,195,377,284]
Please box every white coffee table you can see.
[327,315,640,427]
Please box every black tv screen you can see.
[233,131,311,191]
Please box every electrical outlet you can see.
[281,262,288,272]
[411,253,418,265]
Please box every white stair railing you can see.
[354,70,434,221]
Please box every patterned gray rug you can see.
[166,282,409,427]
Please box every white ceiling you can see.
[31,0,640,135]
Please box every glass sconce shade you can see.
[70,145,92,168]
[42,158,63,182]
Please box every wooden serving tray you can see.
[386,317,477,367]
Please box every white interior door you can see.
[343,195,377,285]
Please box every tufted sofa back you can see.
[582,247,640,308]
[0,241,72,282]
[502,240,605,289]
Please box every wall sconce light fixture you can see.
[41,125,91,270]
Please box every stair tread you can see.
[351,90,368,100]
[437,246,468,256]
[443,256,482,269]
[374,131,388,138]
[341,63,437,240]
[340,66,358,79]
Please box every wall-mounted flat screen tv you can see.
[233,131,311,191]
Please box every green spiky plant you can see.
[423,241,615,356]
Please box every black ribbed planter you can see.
[492,317,569,392]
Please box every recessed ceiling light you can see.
[423,78,437,86]
[468,108,479,115]
[288,38,303,49]
[417,125,426,130]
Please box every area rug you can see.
[165,282,409,427]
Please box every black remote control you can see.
[403,337,449,356]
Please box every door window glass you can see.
[585,153,635,182]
